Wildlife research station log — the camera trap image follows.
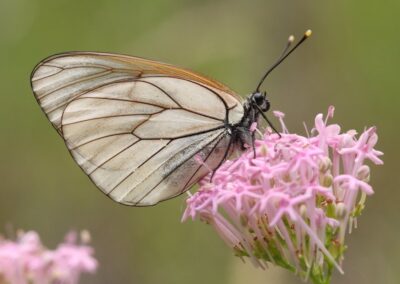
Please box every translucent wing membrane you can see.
[31,52,244,205]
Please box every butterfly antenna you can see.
[255,29,312,93]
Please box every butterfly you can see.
[30,30,311,206]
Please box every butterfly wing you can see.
[31,52,244,206]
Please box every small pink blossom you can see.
[182,107,383,284]
[0,230,98,284]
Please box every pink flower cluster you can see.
[182,107,383,284]
[0,230,97,284]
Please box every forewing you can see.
[30,52,243,134]
[30,53,243,205]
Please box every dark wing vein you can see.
[70,132,135,150]
[87,139,141,175]
[134,79,182,108]
[48,78,135,114]
[107,140,174,194]
[32,67,64,82]
[180,133,228,193]
[133,130,227,205]
[142,75,231,115]
[38,70,113,99]
[135,79,226,122]
[72,96,170,108]
[62,114,153,127]
[136,126,225,140]
[52,78,225,126]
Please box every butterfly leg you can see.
[251,131,257,158]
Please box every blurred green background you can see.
[0,0,398,283]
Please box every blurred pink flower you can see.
[0,230,97,284]
[182,107,383,284]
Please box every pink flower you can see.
[0,230,98,284]
[182,107,383,284]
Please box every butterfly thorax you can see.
[230,92,270,150]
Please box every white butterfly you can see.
[30,32,310,206]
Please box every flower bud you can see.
[356,165,370,182]
[319,157,332,173]
[336,202,347,219]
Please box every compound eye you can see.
[253,92,264,105]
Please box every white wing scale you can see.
[31,53,244,206]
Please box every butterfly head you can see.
[251,91,270,112]
[246,91,280,137]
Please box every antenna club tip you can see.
[288,35,295,42]
[305,29,312,37]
